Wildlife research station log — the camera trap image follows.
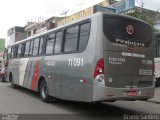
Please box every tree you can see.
[127,11,155,26]
[0,38,5,52]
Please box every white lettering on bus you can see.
[68,58,84,67]
[116,38,145,47]
[142,60,153,65]
[109,56,126,65]
[139,69,153,76]
[46,60,56,66]
[122,52,145,58]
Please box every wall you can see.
[57,0,109,26]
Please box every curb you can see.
[147,99,160,104]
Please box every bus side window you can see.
[64,26,79,53]
[29,40,33,56]
[46,33,55,55]
[8,47,11,60]
[11,46,14,59]
[39,36,45,55]
[14,45,18,58]
[17,44,22,58]
[21,43,25,57]
[24,41,30,57]
[54,31,63,54]
[78,22,90,51]
[32,38,40,56]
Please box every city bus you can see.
[6,12,155,103]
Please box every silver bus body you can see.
[7,12,154,102]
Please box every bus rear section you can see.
[154,58,160,86]
[93,13,154,101]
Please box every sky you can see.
[0,0,160,39]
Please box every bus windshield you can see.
[103,14,152,47]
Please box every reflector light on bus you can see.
[107,94,114,97]
[146,93,151,96]
[127,47,135,51]
[94,59,104,79]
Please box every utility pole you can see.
[60,10,69,24]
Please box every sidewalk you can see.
[148,87,160,103]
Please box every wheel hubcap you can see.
[41,83,47,98]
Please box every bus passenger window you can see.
[54,31,62,54]
[64,26,78,52]
[33,38,40,56]
[21,43,25,57]
[29,40,33,56]
[12,45,18,58]
[11,47,14,59]
[17,44,22,58]
[39,37,44,55]
[24,41,30,57]
[46,33,55,54]
[78,23,90,51]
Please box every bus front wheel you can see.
[10,74,17,88]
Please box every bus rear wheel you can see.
[2,77,5,82]
[39,80,51,102]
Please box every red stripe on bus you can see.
[31,61,39,90]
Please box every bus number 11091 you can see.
[68,58,84,67]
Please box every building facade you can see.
[25,22,46,38]
[57,1,109,26]
[6,26,26,48]
[6,0,160,48]
[25,16,62,38]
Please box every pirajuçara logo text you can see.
[116,38,145,47]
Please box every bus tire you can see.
[92,101,102,104]
[39,80,51,102]
[1,77,5,82]
[155,78,160,87]
[10,74,17,88]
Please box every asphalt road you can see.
[0,82,160,120]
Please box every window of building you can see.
[39,37,44,55]
[33,28,37,34]
[28,31,31,37]
[24,41,30,57]
[64,26,79,52]
[46,33,55,54]
[32,38,40,56]
[78,22,90,51]
[54,31,62,54]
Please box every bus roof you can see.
[10,12,151,46]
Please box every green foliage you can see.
[127,11,155,26]
[0,38,5,52]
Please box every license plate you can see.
[127,91,137,96]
